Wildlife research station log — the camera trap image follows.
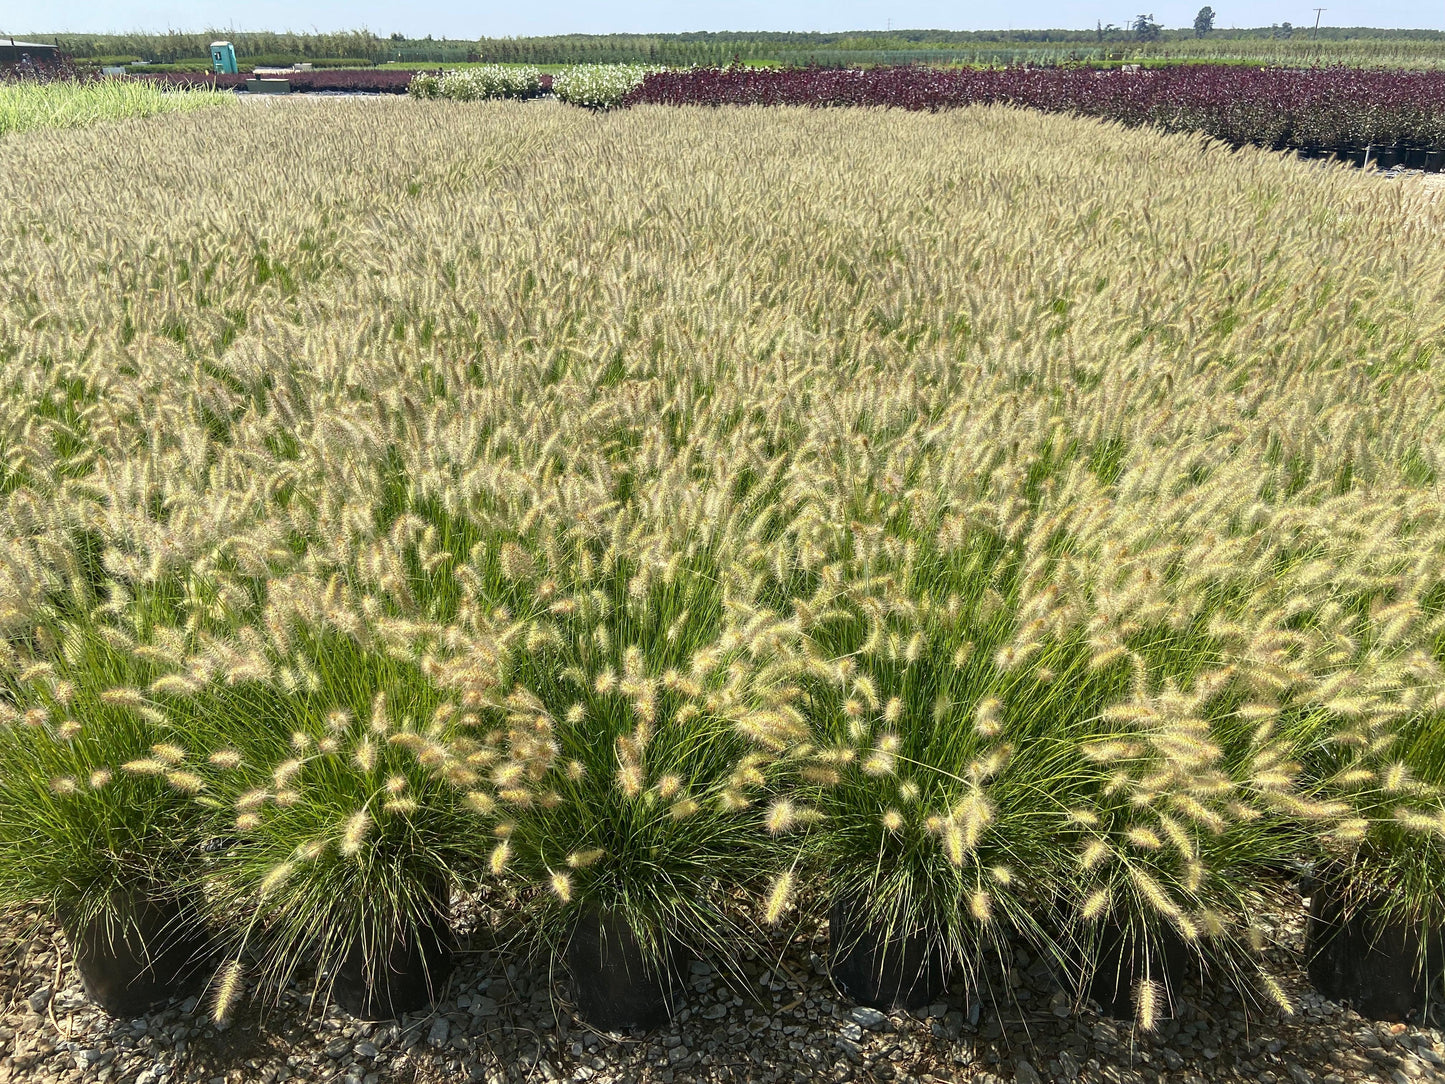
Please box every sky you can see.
[4,2,1441,38]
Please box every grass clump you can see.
[0,624,204,932]
[0,77,233,136]
[185,642,472,1013]
[416,531,793,975]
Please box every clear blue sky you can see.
[5,2,1441,38]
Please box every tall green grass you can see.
[0,79,233,137]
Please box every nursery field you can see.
[3,98,1445,1061]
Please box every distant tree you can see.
[1132,14,1162,42]
[1271,21,1293,38]
[1193,6,1216,37]
[390,32,405,41]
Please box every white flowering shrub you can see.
[551,64,655,109]
[408,65,541,101]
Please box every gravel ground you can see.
[1376,167,1445,198]
[3,889,1443,1084]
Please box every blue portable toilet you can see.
[210,41,238,74]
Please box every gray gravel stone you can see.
[26,985,52,1013]
[849,1006,887,1030]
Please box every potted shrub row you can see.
[3,533,1444,1032]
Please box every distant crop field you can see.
[3,100,1445,1028]
[30,27,1445,70]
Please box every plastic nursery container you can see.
[1084,920,1189,1022]
[827,893,949,1011]
[244,78,291,94]
[565,908,687,1030]
[330,891,454,1020]
[1372,146,1406,171]
[62,887,215,1018]
[1306,878,1443,1024]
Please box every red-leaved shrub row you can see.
[135,70,417,94]
[623,66,1445,150]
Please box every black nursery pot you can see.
[331,901,455,1021]
[62,888,215,1018]
[828,893,949,1011]
[1404,147,1429,170]
[1086,920,1189,1021]
[1426,150,1445,173]
[565,908,687,1031]
[1373,146,1406,170]
[1305,878,1443,1024]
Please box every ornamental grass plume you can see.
[210,959,245,1025]
[169,614,476,1009]
[0,618,207,932]
[1287,618,1445,995]
[419,531,790,976]
[753,517,1116,990]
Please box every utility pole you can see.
[1312,8,1326,39]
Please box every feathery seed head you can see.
[259,862,295,898]
[273,759,302,788]
[764,870,796,925]
[212,961,244,1026]
[969,889,992,924]
[341,811,371,856]
[1136,979,1161,1032]
[567,848,604,868]
[489,840,511,876]
[550,870,573,903]
[166,771,205,793]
